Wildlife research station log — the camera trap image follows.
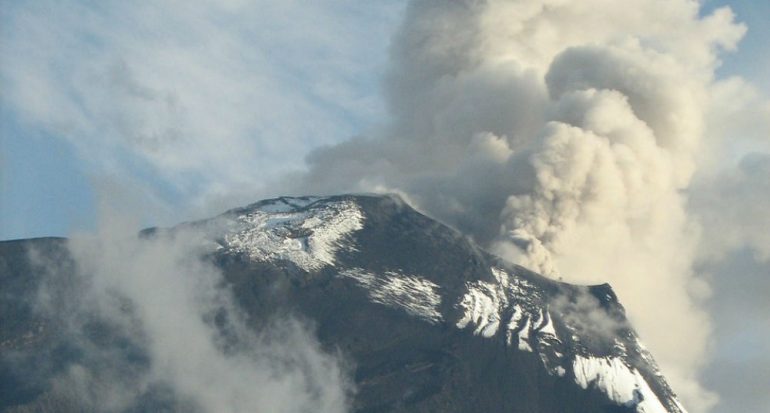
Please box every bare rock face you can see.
[0,194,687,412]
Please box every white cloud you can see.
[0,0,402,208]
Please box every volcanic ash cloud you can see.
[286,1,748,411]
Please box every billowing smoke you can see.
[31,204,352,413]
[279,1,749,411]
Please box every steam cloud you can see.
[279,1,751,411]
[31,208,351,413]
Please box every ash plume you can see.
[280,1,748,410]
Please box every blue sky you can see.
[705,0,770,92]
[0,109,95,237]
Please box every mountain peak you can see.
[201,194,685,413]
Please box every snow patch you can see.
[572,355,670,413]
[340,268,443,323]
[536,309,557,337]
[457,269,558,352]
[505,305,524,347]
[456,280,506,338]
[518,317,534,352]
[222,199,364,271]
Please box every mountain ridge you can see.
[1,193,686,412]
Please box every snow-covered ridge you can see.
[456,267,565,372]
[573,355,668,413]
[344,260,677,412]
[216,197,364,271]
[453,265,685,413]
[202,195,684,413]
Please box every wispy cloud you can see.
[30,204,352,412]
[0,0,402,211]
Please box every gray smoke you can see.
[277,1,751,411]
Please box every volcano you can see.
[0,194,687,412]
